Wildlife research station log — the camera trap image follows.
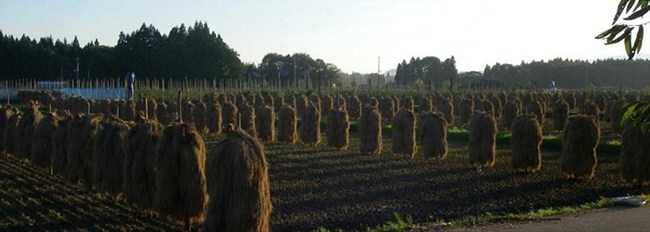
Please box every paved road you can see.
[462,206,650,232]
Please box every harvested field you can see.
[262,138,647,231]
[0,154,181,231]
[0,108,646,231]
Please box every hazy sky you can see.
[1,0,648,73]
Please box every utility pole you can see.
[75,57,80,80]
[584,67,588,90]
[276,64,281,90]
[378,56,381,75]
[293,57,297,89]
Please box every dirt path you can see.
[459,206,650,232]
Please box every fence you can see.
[0,77,340,101]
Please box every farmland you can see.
[1,134,644,231]
[1,92,648,231]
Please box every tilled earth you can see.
[0,126,647,231]
[0,154,182,231]
[264,138,648,231]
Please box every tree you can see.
[441,56,458,83]
[597,0,650,134]
[596,0,649,59]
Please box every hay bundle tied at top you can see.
[299,101,321,146]
[580,100,600,122]
[326,106,350,150]
[156,101,174,126]
[565,92,577,109]
[239,103,257,137]
[285,94,297,110]
[594,94,606,111]
[99,99,112,115]
[193,100,208,133]
[16,101,43,159]
[207,103,223,136]
[620,122,650,185]
[321,94,334,117]
[309,94,322,113]
[30,112,58,170]
[480,100,495,118]
[123,120,164,209]
[502,99,521,128]
[560,115,599,180]
[359,100,382,155]
[263,93,274,109]
[608,100,626,134]
[255,105,275,142]
[93,118,131,198]
[417,112,448,160]
[419,97,433,114]
[551,99,569,131]
[490,96,503,118]
[0,105,17,155]
[147,98,158,122]
[217,93,229,106]
[273,95,284,113]
[525,101,545,127]
[346,95,362,120]
[391,95,400,114]
[254,95,265,108]
[296,95,309,114]
[51,111,71,175]
[381,96,395,123]
[458,98,474,126]
[182,101,195,123]
[202,124,272,232]
[122,100,136,121]
[438,97,454,125]
[65,114,103,186]
[222,101,239,128]
[469,111,497,168]
[402,96,414,111]
[510,114,543,173]
[153,123,208,226]
[391,107,417,158]
[277,104,298,144]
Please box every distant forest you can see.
[1,22,648,89]
[0,22,341,85]
[482,58,650,90]
[0,22,243,81]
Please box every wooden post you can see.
[177,90,183,123]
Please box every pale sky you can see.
[1,0,648,73]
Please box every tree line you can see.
[483,58,650,89]
[243,53,342,89]
[393,56,458,87]
[0,22,342,85]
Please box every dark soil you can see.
[262,138,648,231]
[0,120,644,232]
[0,154,182,231]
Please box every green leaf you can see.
[624,6,650,20]
[627,0,637,12]
[634,26,644,54]
[596,27,615,39]
[625,33,634,59]
[605,25,629,42]
[633,0,647,11]
[620,103,638,126]
[615,0,632,23]
[607,27,632,44]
